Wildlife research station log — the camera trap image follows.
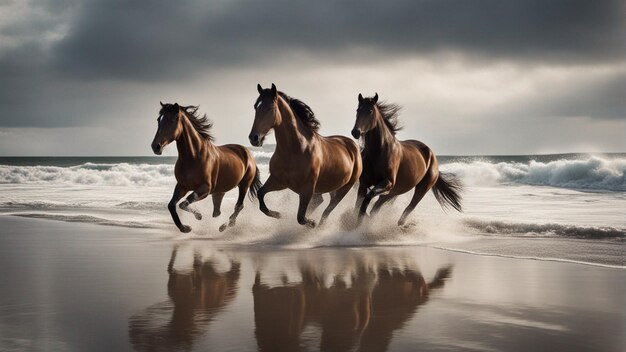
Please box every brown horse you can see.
[249,84,362,227]
[129,246,240,351]
[351,93,463,226]
[151,102,261,232]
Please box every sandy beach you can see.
[1,216,624,352]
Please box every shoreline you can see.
[3,213,624,269]
[1,215,624,351]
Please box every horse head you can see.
[249,83,278,147]
[352,93,379,139]
[151,102,184,155]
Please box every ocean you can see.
[0,148,624,267]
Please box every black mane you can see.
[277,92,321,133]
[375,101,402,135]
[162,104,214,141]
[183,105,214,141]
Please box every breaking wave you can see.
[442,156,625,191]
[0,163,174,186]
[0,155,624,191]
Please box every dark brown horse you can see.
[249,84,362,227]
[151,102,261,232]
[351,94,463,225]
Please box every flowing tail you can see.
[432,172,463,212]
[248,166,262,200]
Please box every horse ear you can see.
[358,94,363,103]
[257,84,263,94]
[160,101,165,107]
[372,93,378,103]
[270,83,277,98]
[174,103,180,110]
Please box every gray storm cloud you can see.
[0,0,624,154]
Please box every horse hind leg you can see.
[307,194,324,215]
[219,185,246,232]
[318,183,352,227]
[397,174,437,226]
[370,195,395,217]
[212,192,225,218]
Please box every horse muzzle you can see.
[249,133,264,147]
[151,142,163,155]
[351,128,361,139]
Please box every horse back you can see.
[400,140,433,164]
[321,135,360,160]
[314,135,361,193]
[392,140,435,194]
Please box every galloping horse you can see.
[249,84,362,227]
[351,94,463,225]
[151,102,261,232]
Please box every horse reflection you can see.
[253,262,451,352]
[128,247,240,352]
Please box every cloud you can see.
[50,0,626,80]
[0,0,623,154]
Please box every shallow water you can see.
[1,217,624,352]
[1,153,625,267]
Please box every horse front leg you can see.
[258,175,285,218]
[357,179,393,225]
[297,185,316,228]
[168,184,190,233]
[179,184,209,221]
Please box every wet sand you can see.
[0,216,624,352]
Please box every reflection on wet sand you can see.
[128,246,240,352]
[254,259,452,352]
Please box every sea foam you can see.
[2,156,624,191]
[0,163,174,186]
[441,156,626,191]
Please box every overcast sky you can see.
[0,0,624,156]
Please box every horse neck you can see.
[176,115,212,160]
[364,115,397,155]
[274,97,310,153]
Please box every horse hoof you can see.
[212,211,221,218]
[300,219,316,228]
[267,211,281,219]
[219,224,228,232]
[180,225,192,233]
[400,221,416,229]
[195,213,203,220]
[179,201,189,210]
